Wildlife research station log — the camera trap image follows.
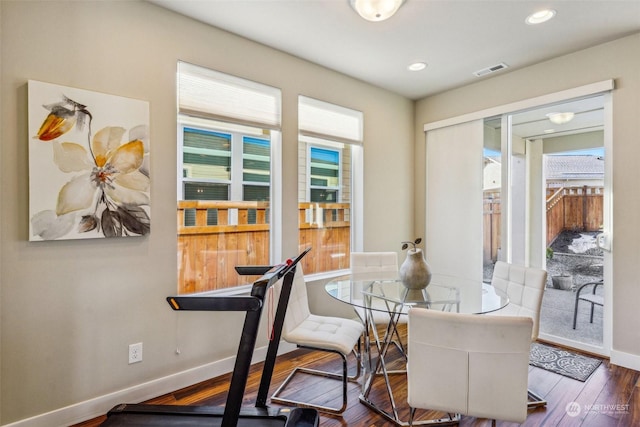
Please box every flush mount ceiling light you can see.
[526,9,556,25]
[350,0,406,22]
[408,61,427,71]
[547,112,575,125]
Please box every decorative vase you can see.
[399,248,432,290]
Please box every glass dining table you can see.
[325,276,509,426]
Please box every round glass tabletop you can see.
[325,275,508,315]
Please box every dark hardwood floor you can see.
[73,331,639,427]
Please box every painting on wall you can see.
[28,80,150,241]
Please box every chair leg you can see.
[528,388,547,408]
[354,338,362,381]
[271,344,361,415]
[409,407,416,426]
[574,301,599,329]
[408,409,460,426]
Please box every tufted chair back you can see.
[407,308,533,424]
[490,261,547,341]
[350,252,398,281]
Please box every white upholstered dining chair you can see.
[489,260,548,408]
[350,251,399,281]
[407,308,533,426]
[350,252,406,356]
[270,265,364,414]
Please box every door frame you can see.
[501,94,611,356]
[533,92,612,356]
[423,80,613,356]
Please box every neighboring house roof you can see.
[483,155,603,191]
[545,155,604,181]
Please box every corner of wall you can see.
[0,0,5,415]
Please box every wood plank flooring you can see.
[73,332,639,427]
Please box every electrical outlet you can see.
[128,342,143,364]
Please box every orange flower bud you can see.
[35,107,77,141]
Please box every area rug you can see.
[529,342,602,382]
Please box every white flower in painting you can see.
[32,125,150,239]
[53,126,150,215]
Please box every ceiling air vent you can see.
[473,62,509,77]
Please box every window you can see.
[298,96,363,275]
[177,62,281,293]
[309,146,340,203]
[180,126,270,226]
[243,136,271,203]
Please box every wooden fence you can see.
[483,191,501,262]
[546,186,603,245]
[180,186,601,291]
[298,202,351,275]
[483,185,603,263]
[177,201,350,294]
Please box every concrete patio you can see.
[540,279,603,347]
[483,231,605,347]
[540,231,604,347]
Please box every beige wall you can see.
[415,33,640,368]
[3,1,638,424]
[0,1,413,424]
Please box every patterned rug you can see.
[529,342,602,382]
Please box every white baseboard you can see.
[610,348,640,372]
[2,342,297,427]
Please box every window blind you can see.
[299,96,363,144]
[178,61,281,130]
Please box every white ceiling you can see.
[150,0,640,100]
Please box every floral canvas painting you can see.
[28,80,150,241]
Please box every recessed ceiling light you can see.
[544,129,555,134]
[525,9,556,25]
[408,62,427,71]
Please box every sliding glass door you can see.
[424,82,613,357]
[497,95,611,356]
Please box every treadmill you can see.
[101,248,318,427]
